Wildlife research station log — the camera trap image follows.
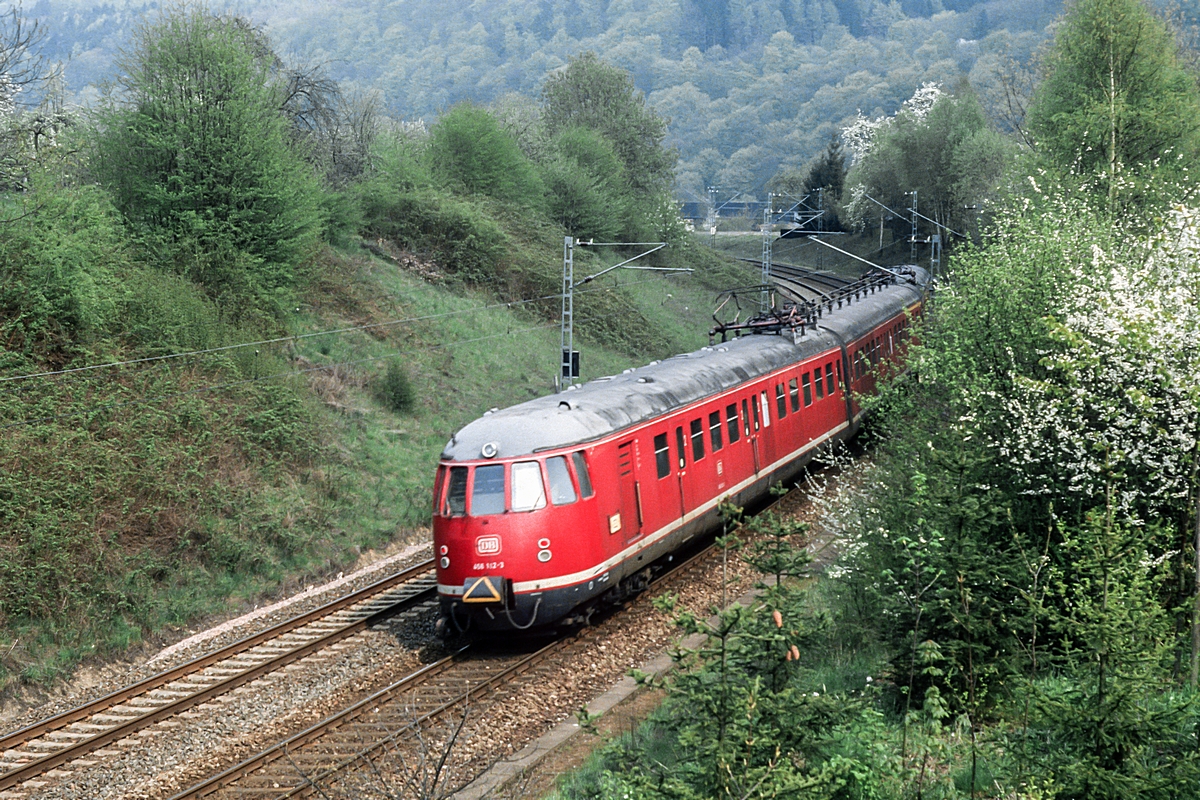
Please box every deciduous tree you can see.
[844,83,1011,239]
[426,103,544,205]
[1026,0,1200,200]
[540,52,676,198]
[93,6,322,310]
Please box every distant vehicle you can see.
[432,266,930,635]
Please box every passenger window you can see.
[510,461,546,512]
[709,411,724,452]
[471,464,506,516]
[675,426,687,469]
[571,451,594,498]
[445,466,468,517]
[742,399,751,436]
[654,433,670,479]
[789,378,800,412]
[825,363,835,396]
[776,384,787,418]
[690,418,705,461]
[546,456,577,506]
[815,368,825,399]
[726,404,740,443]
[802,373,813,406]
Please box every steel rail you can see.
[733,256,852,290]
[771,270,834,302]
[0,558,437,793]
[171,524,745,799]
[768,261,852,290]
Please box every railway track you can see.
[169,498,797,799]
[733,256,853,302]
[0,559,437,795]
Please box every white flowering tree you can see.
[832,168,1200,792]
[840,81,1010,243]
[1000,207,1200,521]
[0,6,63,193]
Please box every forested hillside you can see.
[30,0,1064,193]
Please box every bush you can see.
[375,362,415,413]
[542,127,626,241]
[541,155,622,242]
[0,178,125,356]
[92,9,323,309]
[426,103,544,206]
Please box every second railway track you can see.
[170,484,815,800]
[0,558,438,796]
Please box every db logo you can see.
[475,536,501,555]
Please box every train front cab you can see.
[433,449,603,634]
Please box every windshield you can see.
[471,464,506,515]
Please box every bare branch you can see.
[0,5,59,104]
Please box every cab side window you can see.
[546,456,577,505]
[571,451,594,498]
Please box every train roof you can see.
[442,266,930,462]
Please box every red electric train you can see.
[432,266,930,634]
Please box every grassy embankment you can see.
[0,199,749,699]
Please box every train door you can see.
[757,389,774,468]
[743,397,760,474]
[674,425,691,515]
[615,440,643,542]
[747,397,762,474]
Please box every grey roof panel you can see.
[442,268,928,461]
